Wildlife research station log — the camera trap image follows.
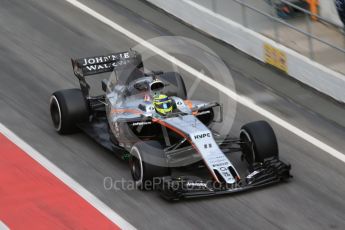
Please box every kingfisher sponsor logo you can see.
[186,182,208,188]
[194,132,211,139]
[131,121,152,126]
[212,162,229,168]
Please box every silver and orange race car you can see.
[49,50,291,200]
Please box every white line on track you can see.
[0,221,9,230]
[0,123,136,230]
[65,0,345,163]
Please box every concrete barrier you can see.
[147,0,345,103]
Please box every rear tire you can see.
[50,88,89,134]
[129,141,170,190]
[160,72,187,99]
[240,121,278,164]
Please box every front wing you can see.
[158,157,291,200]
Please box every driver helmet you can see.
[153,94,173,115]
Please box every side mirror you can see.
[212,104,223,123]
[102,79,108,92]
[192,103,223,123]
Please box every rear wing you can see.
[71,50,143,79]
[71,50,143,97]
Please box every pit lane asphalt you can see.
[1,0,345,229]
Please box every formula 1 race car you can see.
[49,50,291,200]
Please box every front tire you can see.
[129,141,170,190]
[240,120,278,165]
[50,88,89,134]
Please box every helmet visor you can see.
[155,99,172,114]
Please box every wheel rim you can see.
[130,156,142,181]
[50,96,62,131]
[130,146,143,185]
